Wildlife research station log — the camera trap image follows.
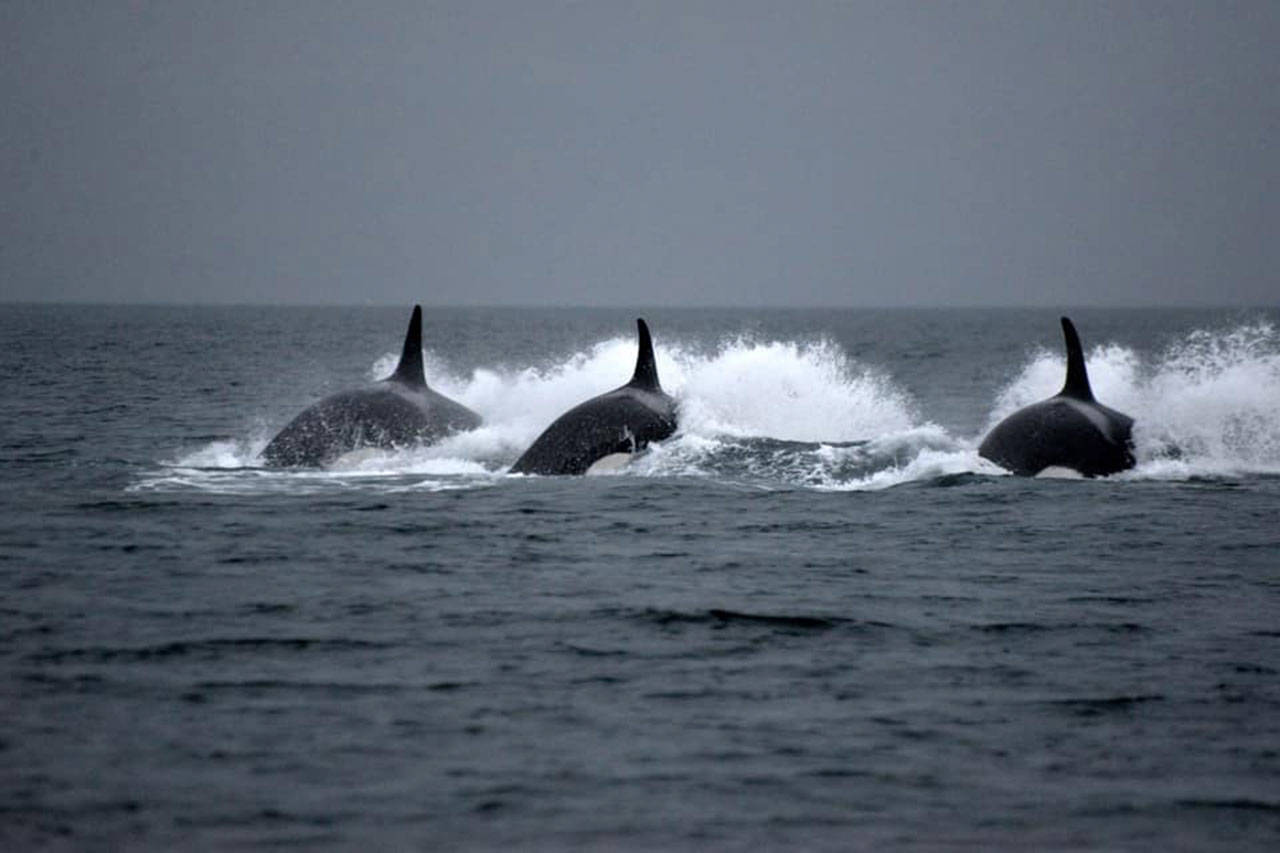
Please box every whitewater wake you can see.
[133,323,1280,493]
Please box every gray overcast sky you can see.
[2,1,1277,306]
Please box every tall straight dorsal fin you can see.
[390,305,427,387]
[628,318,662,391]
[1058,316,1094,401]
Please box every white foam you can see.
[673,338,918,441]
[1131,322,1280,476]
[170,436,272,469]
[814,439,996,492]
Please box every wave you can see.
[136,323,1280,493]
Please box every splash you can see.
[1134,323,1280,475]
[672,338,916,441]
[633,426,983,491]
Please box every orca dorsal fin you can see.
[627,318,662,391]
[1058,316,1094,401]
[390,305,427,387]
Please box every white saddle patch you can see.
[1061,397,1113,438]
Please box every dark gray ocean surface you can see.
[2,304,1279,850]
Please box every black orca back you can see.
[977,316,1135,477]
[978,398,1134,477]
[261,305,480,467]
[510,318,676,475]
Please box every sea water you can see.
[2,305,1278,849]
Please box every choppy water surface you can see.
[2,305,1278,849]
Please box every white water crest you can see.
[671,338,917,441]
[1132,322,1280,476]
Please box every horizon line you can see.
[3,299,1275,311]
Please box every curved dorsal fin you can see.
[627,318,662,391]
[1058,316,1094,401]
[390,305,427,387]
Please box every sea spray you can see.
[672,337,918,441]
[1133,322,1280,474]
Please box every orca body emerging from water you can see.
[978,317,1135,478]
[510,319,677,476]
[261,306,481,467]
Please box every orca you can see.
[978,316,1135,477]
[510,318,677,476]
[261,306,481,467]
